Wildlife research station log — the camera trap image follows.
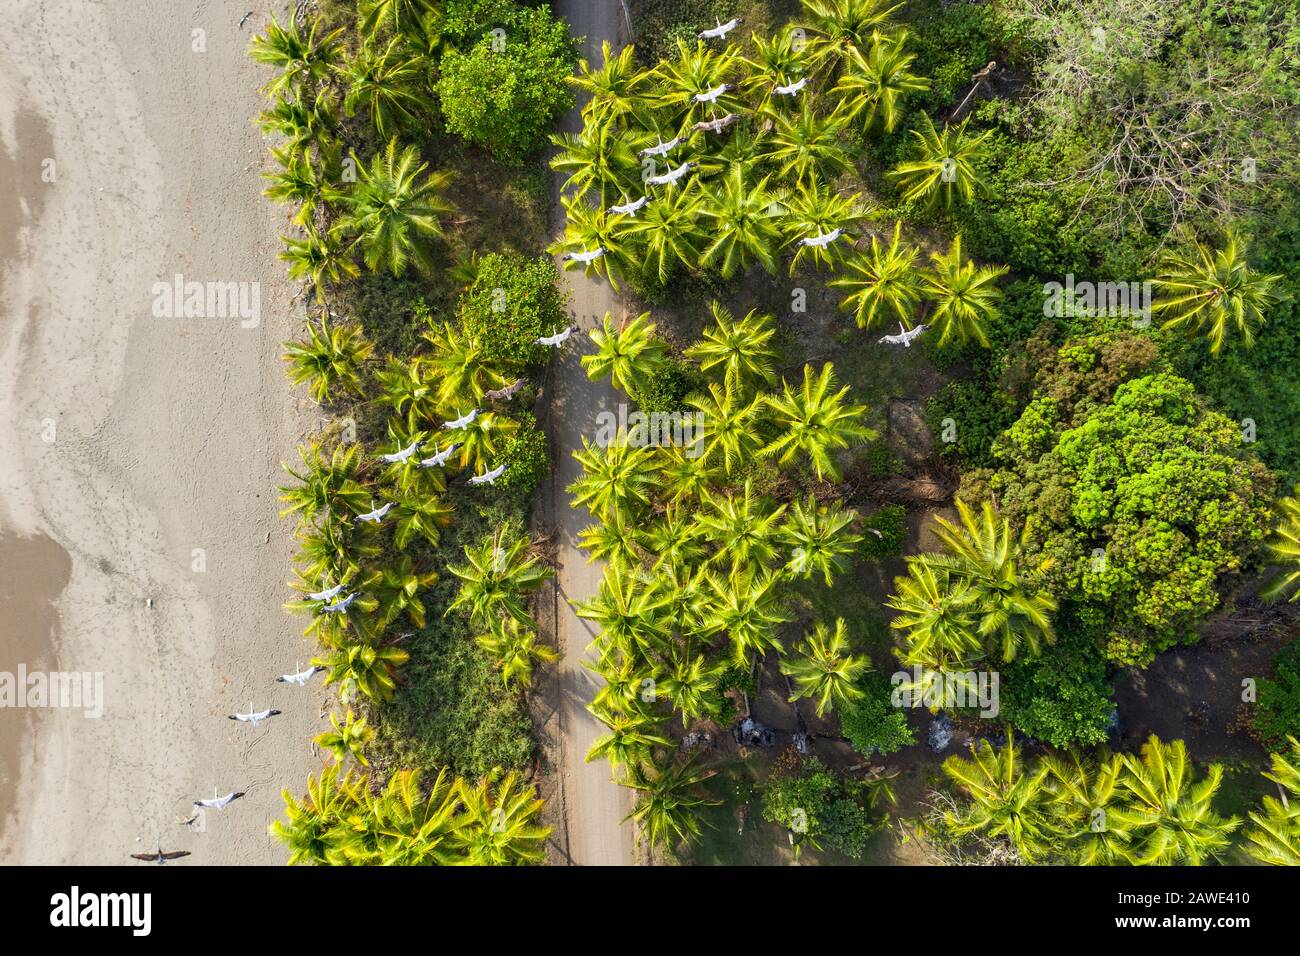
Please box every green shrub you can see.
[759,751,883,859]
[497,410,549,493]
[974,337,1276,666]
[841,670,915,757]
[629,354,703,413]
[435,3,576,164]
[1253,640,1300,750]
[459,252,567,367]
[861,505,908,559]
[1001,625,1113,747]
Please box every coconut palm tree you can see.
[656,644,721,726]
[421,321,507,406]
[316,637,410,703]
[586,700,672,774]
[551,197,636,291]
[621,755,720,850]
[333,139,454,276]
[550,119,643,206]
[697,482,789,573]
[282,310,373,404]
[446,408,515,473]
[570,40,653,125]
[257,91,340,154]
[833,30,928,133]
[942,740,1060,863]
[271,763,366,865]
[278,441,371,529]
[782,496,862,586]
[390,495,454,552]
[645,505,707,569]
[699,566,790,664]
[1152,232,1283,355]
[577,561,671,659]
[581,311,666,395]
[687,382,764,476]
[578,511,645,566]
[370,555,438,629]
[886,559,983,673]
[800,0,902,73]
[373,356,438,431]
[1262,488,1300,603]
[569,434,661,521]
[451,771,550,866]
[279,227,361,299]
[623,183,704,285]
[889,115,991,209]
[263,145,332,226]
[367,767,463,866]
[1111,736,1240,866]
[742,26,814,109]
[783,618,870,717]
[922,235,1007,348]
[684,303,778,390]
[831,221,924,330]
[1042,749,1135,866]
[338,37,427,139]
[782,177,866,274]
[659,443,716,506]
[654,37,741,132]
[448,528,553,629]
[761,362,874,480]
[698,165,782,279]
[476,615,559,689]
[359,0,439,37]
[930,500,1056,661]
[764,104,853,186]
[314,709,375,766]
[1244,737,1300,866]
[249,12,344,97]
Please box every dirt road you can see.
[543,0,638,866]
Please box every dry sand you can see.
[0,0,320,864]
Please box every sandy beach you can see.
[0,0,318,864]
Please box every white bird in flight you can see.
[378,439,423,464]
[564,247,605,264]
[443,408,479,430]
[228,707,282,727]
[694,83,731,104]
[639,136,681,158]
[608,195,649,217]
[773,77,808,96]
[321,592,358,613]
[536,326,577,348]
[418,443,458,468]
[698,17,740,40]
[646,161,697,186]
[355,501,394,524]
[468,464,506,486]
[878,322,928,347]
[305,581,345,602]
[194,791,245,811]
[799,227,844,249]
[276,664,325,686]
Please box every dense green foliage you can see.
[840,670,915,757]
[964,335,1274,666]
[1000,626,1113,748]
[436,2,577,163]
[760,750,887,859]
[1253,640,1300,751]
[458,252,567,366]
